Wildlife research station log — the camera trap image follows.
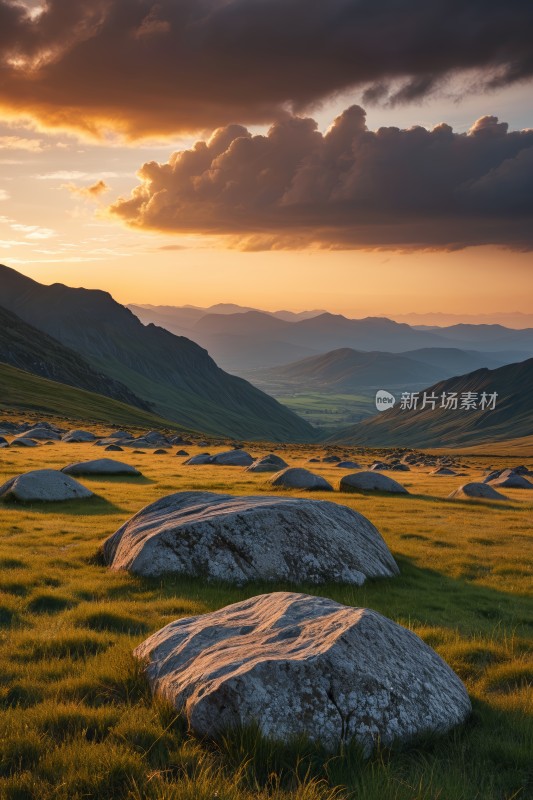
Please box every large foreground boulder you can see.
[246,454,288,473]
[102,491,398,584]
[134,592,471,753]
[340,472,409,495]
[0,469,93,502]
[62,459,141,477]
[448,482,507,501]
[268,468,333,492]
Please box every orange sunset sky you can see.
[1,1,532,322]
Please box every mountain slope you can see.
[0,265,315,441]
[0,305,151,411]
[0,362,178,429]
[246,348,445,392]
[242,347,518,396]
[329,358,533,447]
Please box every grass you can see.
[0,431,531,799]
[279,392,374,430]
[0,363,180,430]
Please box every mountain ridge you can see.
[0,264,315,442]
[328,358,533,447]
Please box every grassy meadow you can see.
[0,426,532,799]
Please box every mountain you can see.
[245,348,446,393]
[415,323,533,351]
[0,363,178,430]
[0,305,151,411]
[392,312,533,328]
[329,358,533,447]
[241,347,519,406]
[127,302,325,335]
[128,306,533,373]
[0,265,315,441]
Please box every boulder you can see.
[102,490,398,585]
[489,473,533,490]
[62,430,97,443]
[322,455,341,463]
[512,465,532,476]
[0,469,93,502]
[370,462,389,471]
[448,482,508,501]
[19,427,61,441]
[307,458,320,463]
[184,453,212,465]
[153,449,168,455]
[10,438,38,447]
[62,459,141,477]
[125,438,153,448]
[340,472,409,495]
[144,431,170,445]
[171,436,193,445]
[134,592,470,753]
[107,430,131,440]
[246,454,289,473]
[210,449,254,466]
[176,449,189,456]
[268,468,333,492]
[336,461,362,469]
[105,444,124,452]
[431,467,458,476]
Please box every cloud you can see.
[0,189,9,200]
[11,222,56,239]
[37,170,119,180]
[109,107,533,251]
[62,179,110,199]
[0,135,43,151]
[0,0,532,138]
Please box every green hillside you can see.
[0,305,151,411]
[0,363,181,430]
[329,358,533,447]
[0,265,315,442]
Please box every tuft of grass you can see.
[26,592,74,615]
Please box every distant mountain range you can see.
[128,305,533,372]
[394,312,533,328]
[243,347,518,396]
[0,265,314,441]
[328,358,533,447]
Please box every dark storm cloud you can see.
[109,107,533,250]
[0,0,532,137]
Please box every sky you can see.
[1,0,532,323]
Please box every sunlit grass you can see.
[0,433,531,799]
